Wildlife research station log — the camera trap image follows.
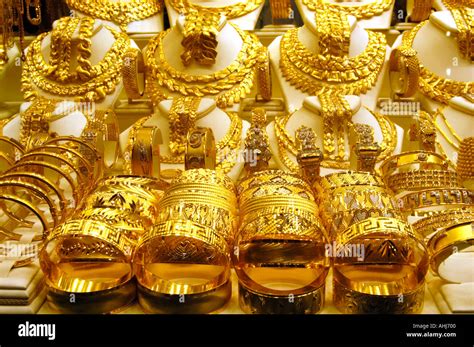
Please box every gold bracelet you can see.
[428,221,474,282]
[122,48,145,100]
[407,0,433,22]
[413,207,474,238]
[185,127,216,171]
[386,170,460,194]
[398,188,474,215]
[315,7,350,57]
[256,48,272,101]
[19,97,56,148]
[337,216,422,246]
[389,46,420,98]
[380,151,449,178]
[333,277,425,314]
[314,171,385,195]
[0,171,68,213]
[130,126,161,178]
[443,1,474,62]
[458,137,474,189]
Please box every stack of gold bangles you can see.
[40,175,167,313]
[235,170,329,314]
[133,168,237,314]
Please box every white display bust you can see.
[165,0,264,30]
[119,98,250,181]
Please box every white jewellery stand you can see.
[119,98,250,182]
[165,0,264,30]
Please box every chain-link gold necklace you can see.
[145,24,264,109]
[402,21,474,104]
[301,0,394,20]
[169,0,264,19]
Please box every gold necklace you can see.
[301,0,394,20]
[275,106,396,171]
[279,28,386,96]
[21,22,131,102]
[431,107,466,151]
[442,0,474,61]
[145,24,264,109]
[169,0,264,19]
[65,0,164,31]
[403,21,474,104]
[124,111,243,174]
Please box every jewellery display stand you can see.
[119,98,250,181]
[165,0,265,30]
[296,0,395,30]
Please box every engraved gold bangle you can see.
[314,171,385,194]
[102,110,120,169]
[389,46,420,98]
[337,216,423,246]
[185,127,216,171]
[130,126,161,178]
[333,277,425,314]
[386,170,460,194]
[412,207,474,239]
[380,151,449,178]
[428,221,474,282]
[398,188,474,215]
[122,48,145,101]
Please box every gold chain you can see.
[442,0,474,61]
[145,24,264,109]
[65,0,164,30]
[279,28,386,96]
[302,0,393,20]
[402,22,474,104]
[169,0,264,19]
[431,107,465,151]
[21,19,131,103]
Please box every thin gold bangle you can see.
[130,126,161,178]
[122,48,145,101]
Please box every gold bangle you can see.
[398,188,474,215]
[428,221,474,282]
[101,110,120,169]
[386,170,460,194]
[7,161,78,205]
[337,216,422,246]
[0,152,15,172]
[333,278,425,314]
[0,180,59,228]
[389,46,420,98]
[457,137,474,189]
[412,207,474,239]
[130,126,161,178]
[122,48,145,101]
[407,0,433,22]
[172,168,236,193]
[314,171,385,193]
[269,0,292,20]
[0,193,48,237]
[185,127,216,171]
[0,171,68,213]
[238,281,325,314]
[256,48,272,101]
[380,151,449,178]
[46,279,136,314]
[0,136,25,157]
[137,279,231,314]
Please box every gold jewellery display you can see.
[234,111,329,314]
[442,0,474,62]
[145,24,269,108]
[65,0,164,31]
[133,131,237,313]
[21,16,132,103]
[40,175,167,313]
